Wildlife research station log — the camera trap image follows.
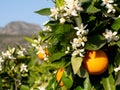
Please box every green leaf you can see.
[84,76,91,90]
[101,74,115,90]
[85,35,106,50]
[40,60,69,70]
[71,56,83,74]
[62,72,73,89]
[117,40,120,47]
[24,37,35,44]
[51,24,71,35]
[74,14,82,28]
[111,18,120,31]
[47,77,57,90]
[49,52,65,61]
[56,0,64,9]
[87,15,96,23]
[115,71,120,87]
[87,4,100,13]
[114,48,120,66]
[35,8,51,16]
[74,86,83,90]
[20,85,29,90]
[77,65,88,78]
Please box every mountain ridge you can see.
[0,21,41,51]
[0,21,41,35]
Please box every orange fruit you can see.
[56,68,65,87]
[37,48,49,60]
[37,52,44,60]
[83,50,108,75]
[44,48,49,55]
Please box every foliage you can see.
[0,0,120,90]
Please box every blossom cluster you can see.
[0,56,4,71]
[31,36,48,61]
[103,29,119,42]
[1,0,120,89]
[0,47,28,72]
[101,0,116,13]
[49,0,119,59]
[50,0,83,23]
[71,24,89,57]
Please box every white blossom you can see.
[114,66,120,72]
[20,63,28,72]
[64,0,83,17]
[17,48,26,56]
[0,57,4,63]
[37,86,45,90]
[17,51,24,56]
[101,0,115,13]
[43,25,52,31]
[0,57,4,71]
[1,48,16,59]
[71,38,85,49]
[74,24,89,36]
[50,8,59,19]
[0,64,2,71]
[106,4,115,13]
[37,83,47,90]
[101,0,114,6]
[65,46,70,54]
[64,7,77,16]
[60,17,66,23]
[65,0,82,12]
[31,36,43,50]
[72,49,85,57]
[50,0,83,22]
[103,29,119,42]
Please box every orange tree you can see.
[0,0,120,90]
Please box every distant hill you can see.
[0,21,41,51]
[0,21,41,35]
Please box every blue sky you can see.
[0,0,54,28]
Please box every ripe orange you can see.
[44,48,49,55]
[56,68,65,87]
[83,50,108,75]
[37,48,49,60]
[37,52,44,60]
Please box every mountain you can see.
[0,27,2,31]
[0,21,41,35]
[0,21,41,51]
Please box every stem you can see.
[14,78,19,90]
[74,14,82,28]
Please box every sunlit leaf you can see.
[115,71,120,87]
[101,74,115,90]
[56,0,64,9]
[24,37,35,44]
[20,85,29,90]
[62,72,73,89]
[71,56,83,74]
[84,76,91,90]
